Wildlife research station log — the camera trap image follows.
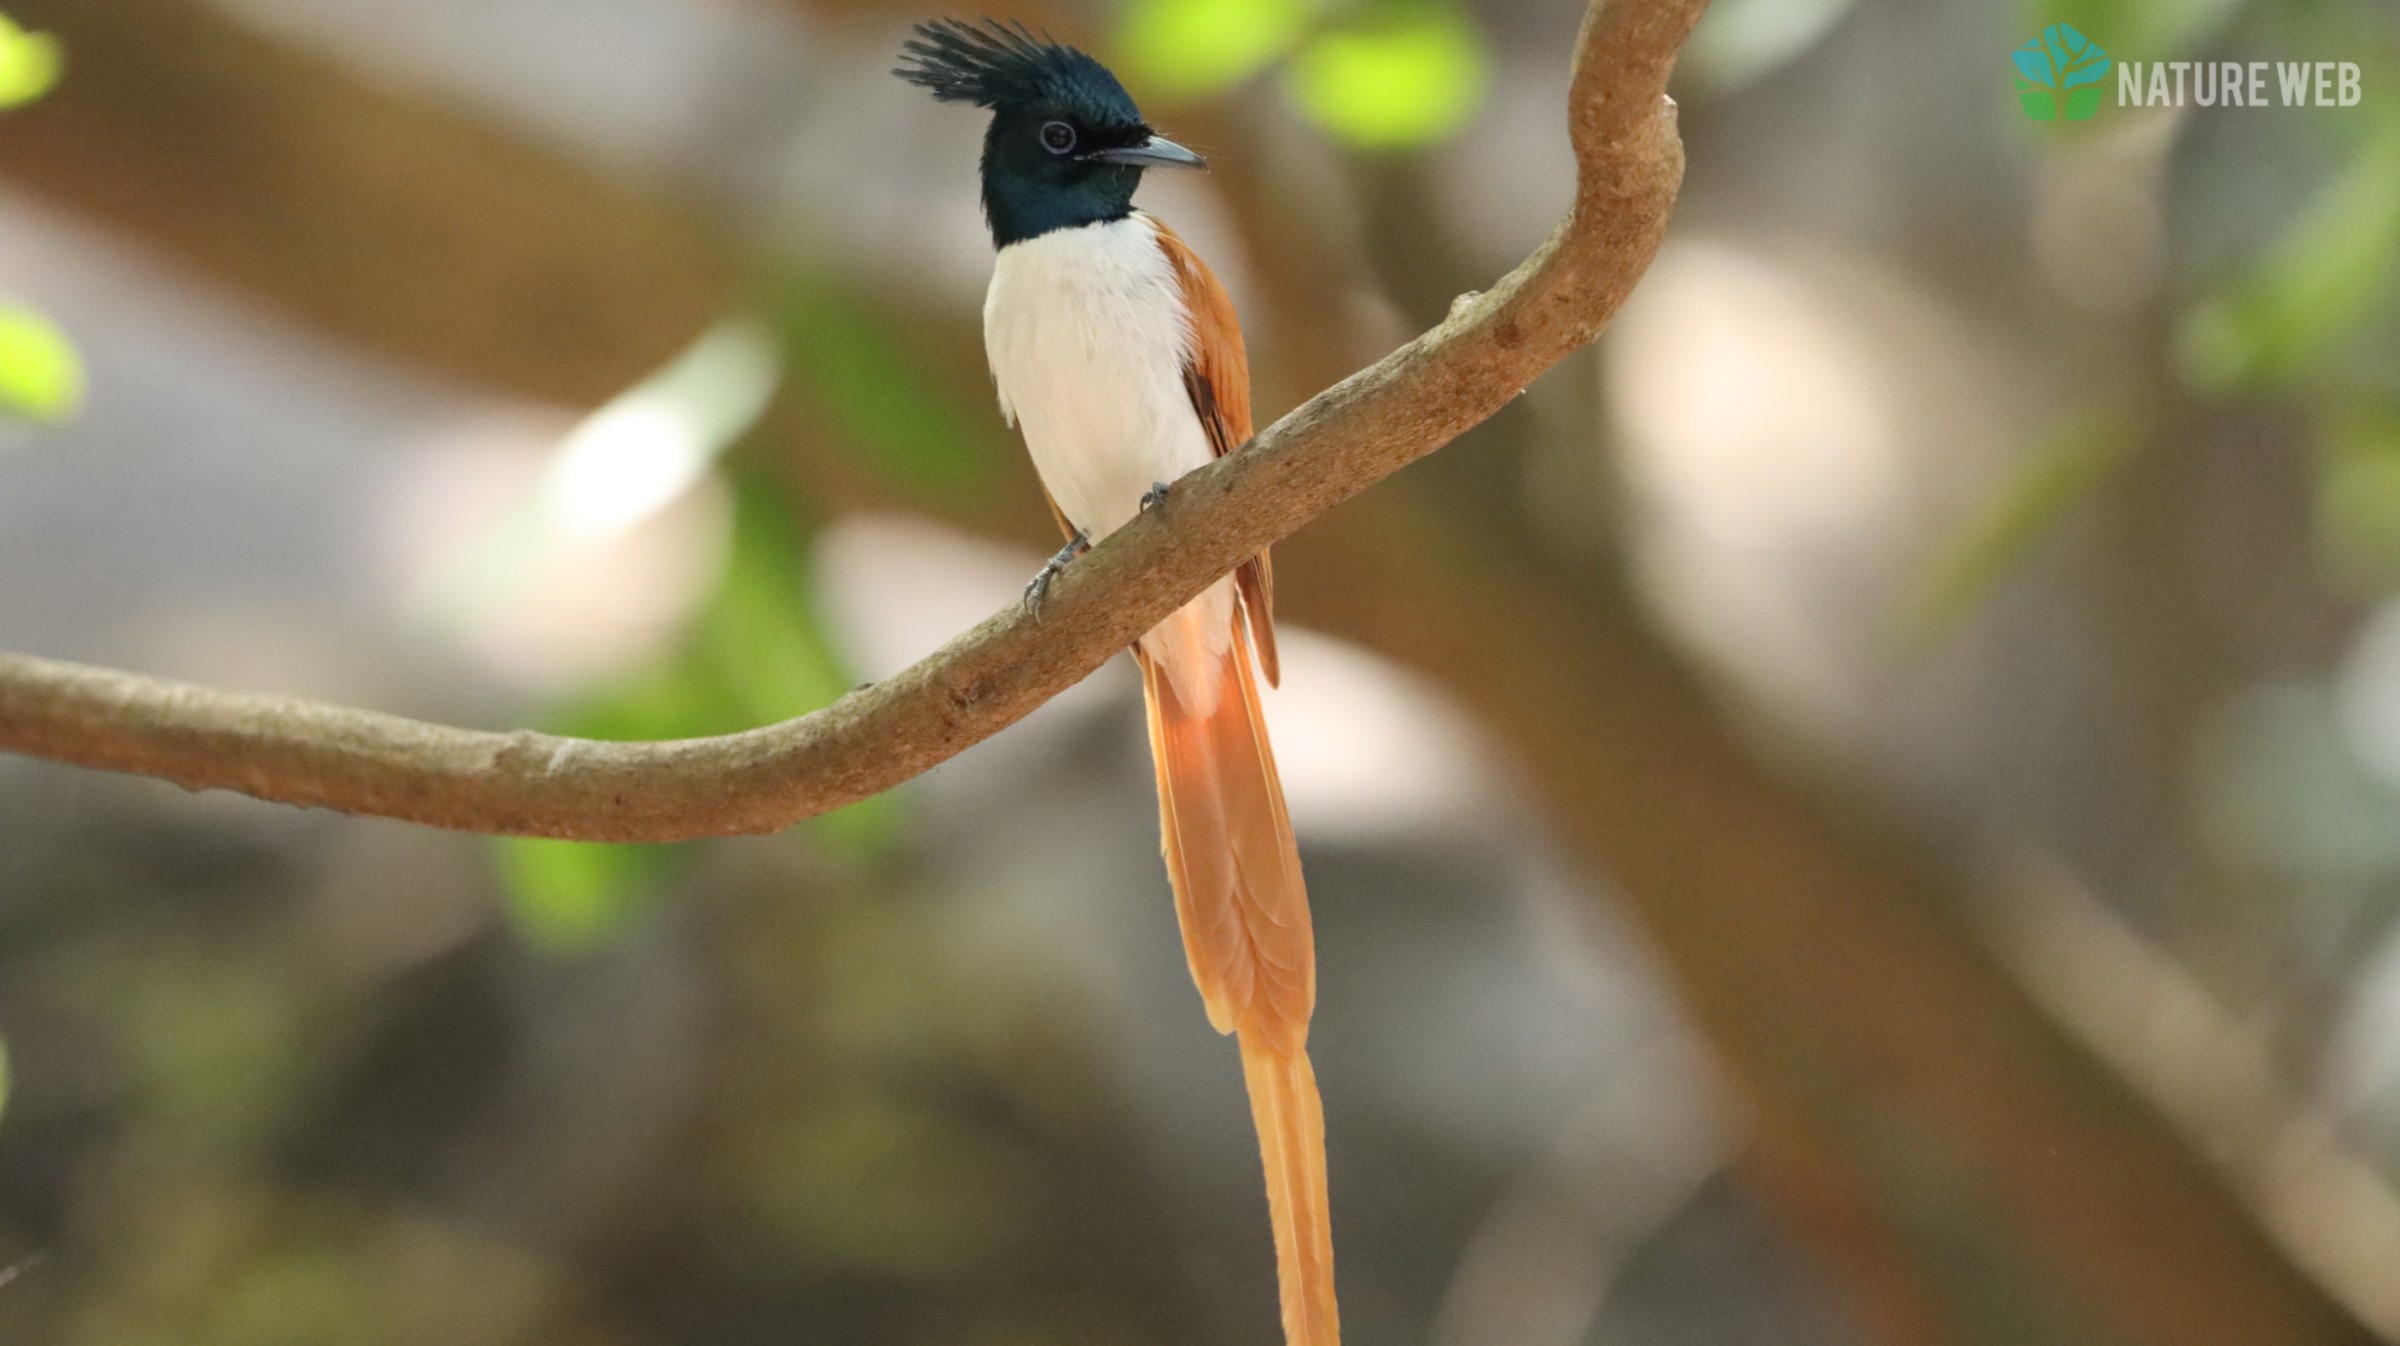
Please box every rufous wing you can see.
[1151,215,1279,688]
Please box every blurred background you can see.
[0,0,2397,1341]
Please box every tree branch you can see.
[0,0,1700,842]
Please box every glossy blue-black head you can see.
[895,19,1205,247]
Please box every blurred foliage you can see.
[120,947,324,1145]
[1681,0,1855,95]
[0,4,65,1131]
[2030,0,2241,64]
[496,836,677,956]
[496,475,896,954]
[771,275,996,508]
[425,320,778,632]
[2196,680,2400,880]
[2316,407,2400,590]
[1114,0,1487,149]
[1946,1,2400,625]
[0,790,1201,1346]
[13,0,2400,1339]
[2179,116,2400,394]
[1288,12,1486,149]
[493,271,1009,954]
[2186,50,2400,608]
[1119,0,1308,98]
[0,304,77,424]
[0,11,57,108]
[1912,410,2133,639]
[0,13,75,428]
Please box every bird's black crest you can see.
[895,18,1133,119]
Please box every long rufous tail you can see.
[1137,602,1339,1346]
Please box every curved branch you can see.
[0,0,1703,843]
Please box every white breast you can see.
[984,213,1218,541]
[984,212,1236,713]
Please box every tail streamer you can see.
[1138,601,1339,1346]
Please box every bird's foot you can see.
[1022,529,1090,621]
[1139,480,1173,514]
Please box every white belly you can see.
[983,212,1235,713]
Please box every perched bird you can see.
[896,19,1338,1345]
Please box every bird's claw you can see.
[1140,480,1173,514]
[1022,529,1090,621]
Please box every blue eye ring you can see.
[1040,120,1076,154]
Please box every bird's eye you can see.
[1040,120,1077,154]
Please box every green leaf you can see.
[0,16,60,109]
[496,837,675,956]
[0,304,82,422]
[1287,13,1486,150]
[1909,410,2133,639]
[1118,0,1310,98]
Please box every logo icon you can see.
[2013,23,2110,120]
